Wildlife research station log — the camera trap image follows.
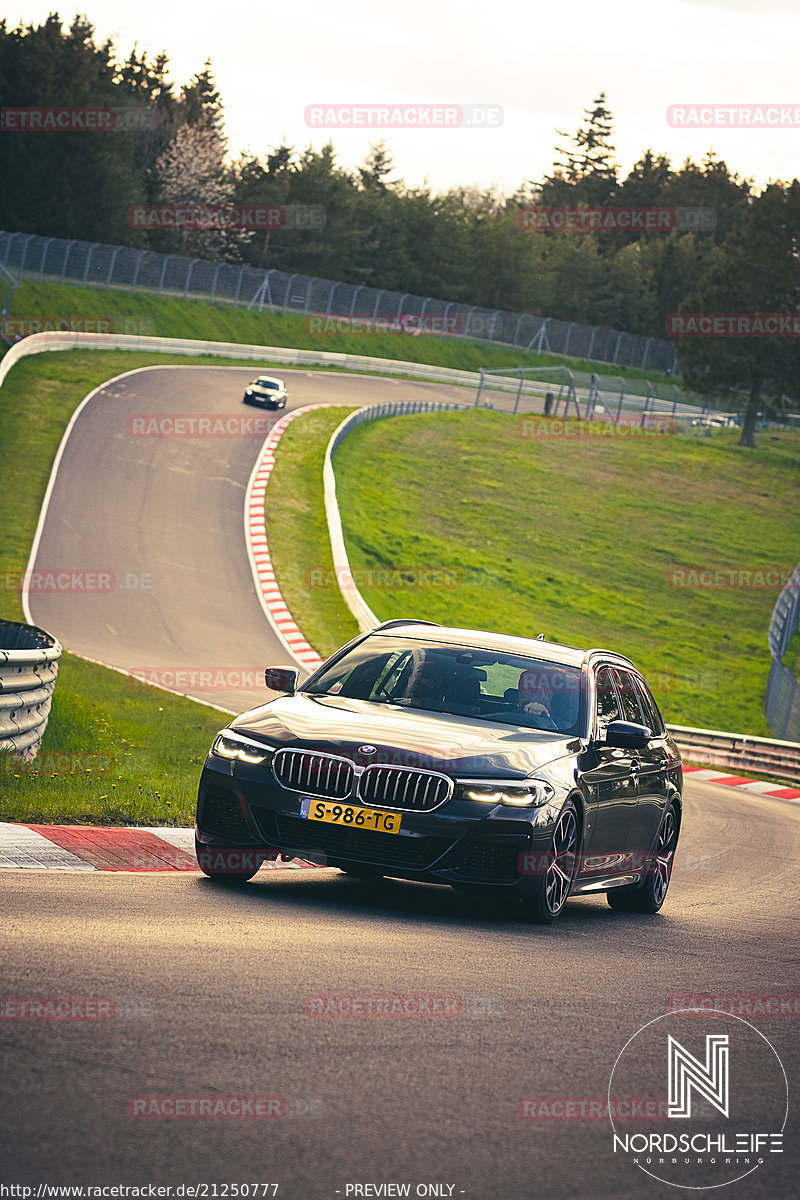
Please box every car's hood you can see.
[230,693,580,777]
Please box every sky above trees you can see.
[4,0,800,194]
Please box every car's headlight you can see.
[211,731,273,766]
[457,779,556,807]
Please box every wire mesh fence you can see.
[0,229,679,374]
[473,364,729,422]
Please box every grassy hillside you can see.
[3,280,675,383]
[323,411,799,735]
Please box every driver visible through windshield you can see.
[303,636,583,733]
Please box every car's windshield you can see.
[303,635,584,733]
[255,378,279,389]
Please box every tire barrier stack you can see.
[0,618,62,761]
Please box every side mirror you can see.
[605,720,651,750]
[264,665,299,694]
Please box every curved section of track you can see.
[24,364,467,711]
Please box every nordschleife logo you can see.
[608,1012,788,1189]
[668,1033,729,1119]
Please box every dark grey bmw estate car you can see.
[195,620,683,923]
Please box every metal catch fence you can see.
[0,229,678,374]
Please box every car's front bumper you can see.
[196,757,563,891]
[242,393,286,408]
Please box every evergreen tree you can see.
[675,182,800,447]
[540,93,619,207]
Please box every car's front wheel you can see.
[195,836,262,884]
[519,799,579,924]
[607,804,679,913]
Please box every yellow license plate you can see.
[299,797,401,834]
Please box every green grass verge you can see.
[265,408,361,657]
[0,655,223,826]
[4,279,675,384]
[317,411,798,736]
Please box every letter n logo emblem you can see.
[667,1034,729,1118]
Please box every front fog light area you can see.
[458,779,556,807]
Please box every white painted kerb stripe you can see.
[0,823,96,870]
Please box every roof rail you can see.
[372,618,442,632]
[584,647,637,669]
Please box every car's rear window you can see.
[304,635,584,733]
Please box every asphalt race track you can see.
[5,364,800,1198]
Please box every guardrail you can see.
[0,331,725,427]
[324,400,464,631]
[667,724,800,785]
[0,329,497,396]
[0,619,62,760]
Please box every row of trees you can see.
[2,16,799,442]
[0,17,748,330]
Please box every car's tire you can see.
[519,799,579,924]
[607,803,679,913]
[195,836,261,884]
